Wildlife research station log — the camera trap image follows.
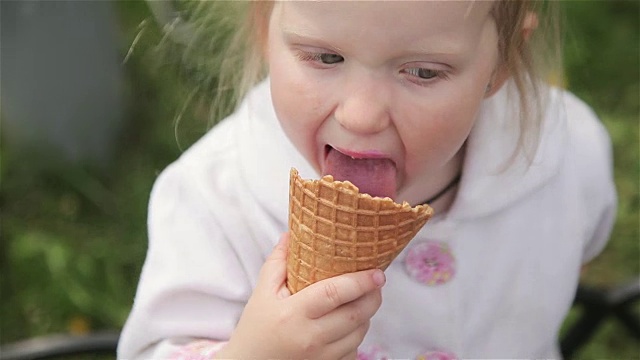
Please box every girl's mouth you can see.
[321,145,398,199]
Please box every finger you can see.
[338,351,358,360]
[255,233,291,295]
[317,289,381,343]
[325,322,370,360]
[300,269,385,319]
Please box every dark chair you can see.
[0,331,120,360]
[561,277,640,359]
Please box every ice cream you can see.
[286,168,433,294]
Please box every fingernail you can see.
[372,270,386,287]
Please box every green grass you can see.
[1,1,638,358]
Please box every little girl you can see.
[118,1,616,359]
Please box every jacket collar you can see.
[237,80,315,224]
[238,79,566,223]
[449,83,566,220]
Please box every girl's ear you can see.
[249,1,273,61]
[484,11,539,98]
[522,11,539,42]
[484,66,509,98]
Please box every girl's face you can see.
[268,1,501,205]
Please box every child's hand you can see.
[216,233,385,360]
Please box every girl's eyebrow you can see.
[279,22,325,41]
[404,44,467,58]
[282,26,465,57]
[281,27,313,40]
[281,28,345,51]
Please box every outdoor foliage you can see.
[1,1,638,359]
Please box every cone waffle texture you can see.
[286,168,434,294]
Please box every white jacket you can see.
[118,80,616,359]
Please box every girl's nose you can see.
[334,75,391,135]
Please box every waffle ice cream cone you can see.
[286,168,434,294]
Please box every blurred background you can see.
[1,1,638,359]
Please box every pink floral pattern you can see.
[357,344,391,360]
[171,340,227,360]
[416,350,458,360]
[404,241,455,285]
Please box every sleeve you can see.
[117,161,253,360]
[563,91,618,264]
[582,197,616,264]
[580,116,617,263]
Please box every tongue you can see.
[323,148,397,199]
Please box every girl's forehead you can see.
[274,1,496,21]
[273,1,496,50]
[274,1,495,33]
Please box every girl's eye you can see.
[404,67,440,80]
[296,51,344,65]
[319,53,344,64]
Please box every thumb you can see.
[256,232,291,298]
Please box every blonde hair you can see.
[491,1,562,162]
[166,1,561,160]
